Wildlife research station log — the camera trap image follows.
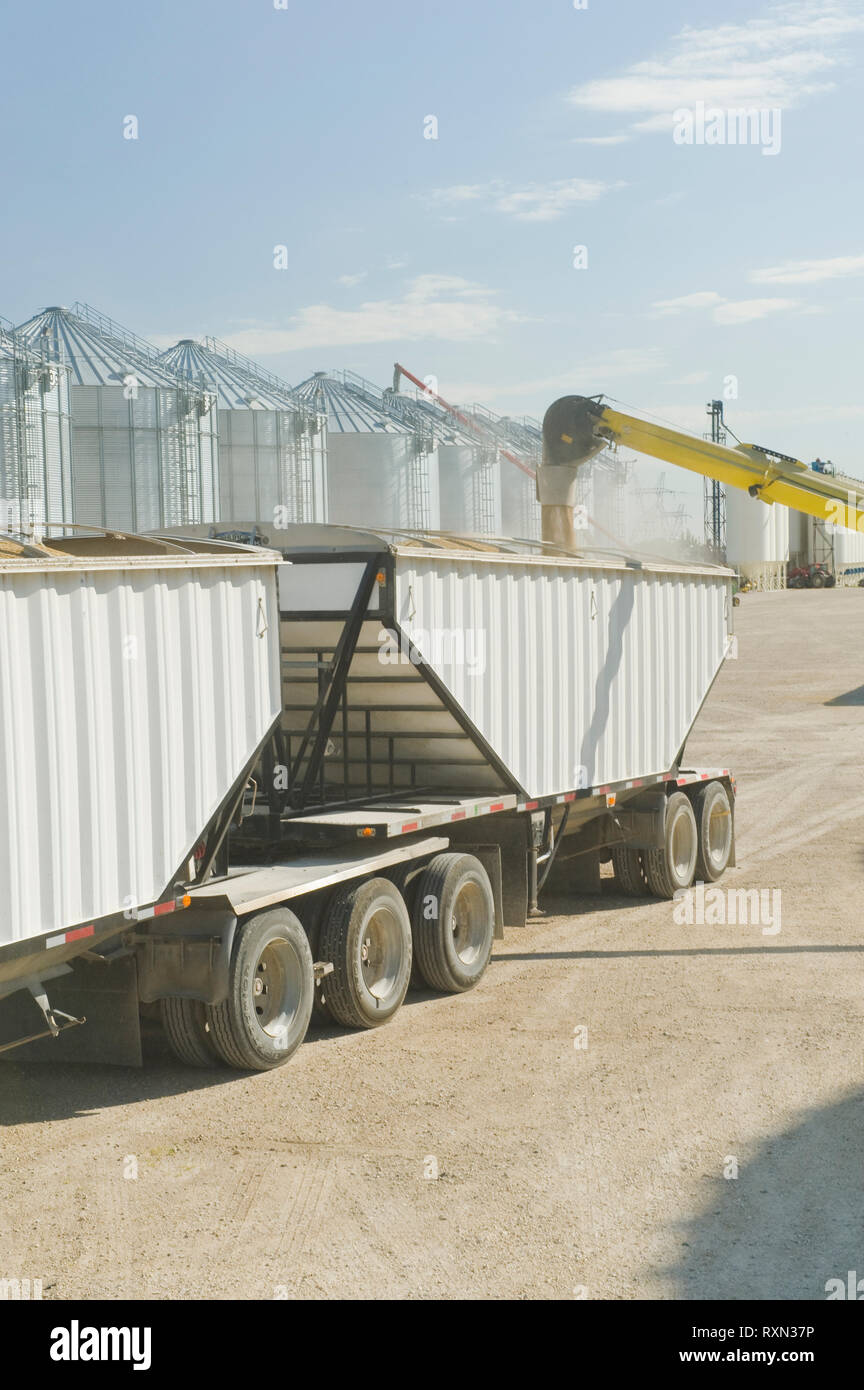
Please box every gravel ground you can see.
[1,589,863,1301]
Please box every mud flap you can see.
[0,955,142,1067]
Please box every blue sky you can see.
[3,0,864,518]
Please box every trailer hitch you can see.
[0,979,85,1055]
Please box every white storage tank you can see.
[161,338,327,527]
[16,304,219,532]
[0,317,73,531]
[436,442,503,534]
[724,484,785,588]
[773,502,790,566]
[388,388,503,535]
[295,372,440,531]
[460,405,540,540]
[500,455,541,539]
[834,516,864,582]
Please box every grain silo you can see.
[294,371,440,531]
[15,303,218,531]
[724,485,786,589]
[388,387,503,535]
[793,507,864,584]
[0,316,72,532]
[462,404,541,540]
[161,337,327,528]
[834,524,864,580]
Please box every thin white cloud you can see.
[572,134,632,146]
[750,253,864,283]
[424,177,625,222]
[567,1,864,135]
[652,289,799,324]
[219,275,520,354]
[335,272,367,287]
[714,297,799,324]
[653,291,726,315]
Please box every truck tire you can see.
[160,997,221,1068]
[611,846,648,897]
[205,909,314,1071]
[644,792,698,899]
[386,861,426,990]
[319,877,412,1029]
[694,780,733,882]
[412,853,495,993]
[810,570,825,588]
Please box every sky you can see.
[2,0,864,523]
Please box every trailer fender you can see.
[134,910,237,1006]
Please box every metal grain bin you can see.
[16,304,219,532]
[0,531,282,950]
[161,337,327,526]
[0,317,73,531]
[295,372,440,531]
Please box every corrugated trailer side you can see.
[392,548,732,797]
[0,534,283,964]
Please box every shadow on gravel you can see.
[659,1088,864,1300]
[495,945,864,961]
[825,684,864,705]
[0,986,449,1123]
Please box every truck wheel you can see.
[386,861,426,989]
[205,909,314,1071]
[810,571,825,588]
[694,781,733,882]
[611,846,648,897]
[319,877,412,1029]
[644,792,698,899]
[412,853,495,994]
[160,997,221,1068]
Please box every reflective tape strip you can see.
[46,928,95,950]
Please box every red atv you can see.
[787,562,836,589]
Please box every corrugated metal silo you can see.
[465,404,540,540]
[161,337,327,528]
[294,372,440,531]
[389,388,502,535]
[0,316,73,531]
[725,484,786,588]
[15,303,218,531]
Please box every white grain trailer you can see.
[0,522,737,1071]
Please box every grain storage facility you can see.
[0,315,73,531]
[467,404,541,539]
[161,337,327,528]
[789,508,864,583]
[295,371,440,531]
[724,485,787,589]
[15,303,218,531]
[387,386,504,535]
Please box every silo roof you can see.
[161,338,302,413]
[294,372,411,434]
[15,303,195,390]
